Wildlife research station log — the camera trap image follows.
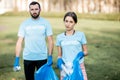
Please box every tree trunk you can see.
[61,0,64,11]
[14,0,18,12]
[82,0,84,13]
[98,0,101,13]
[48,0,51,12]
[76,0,79,12]
[63,0,67,11]
[87,0,90,13]
[68,0,72,11]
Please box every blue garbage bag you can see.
[35,64,59,80]
[63,52,84,80]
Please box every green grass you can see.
[0,16,120,80]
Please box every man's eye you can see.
[35,9,39,10]
[31,9,34,11]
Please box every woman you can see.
[56,12,88,80]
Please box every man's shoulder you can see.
[21,18,31,24]
[39,17,49,22]
[23,18,31,22]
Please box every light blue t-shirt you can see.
[56,31,87,64]
[18,17,53,60]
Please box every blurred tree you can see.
[63,0,67,11]
[75,0,79,11]
[117,0,120,12]
[40,0,44,10]
[98,0,102,13]
[87,0,90,13]
[68,0,73,10]
[20,0,22,10]
[59,0,64,11]
[26,0,28,11]
[13,0,18,12]
[48,0,51,11]
[82,0,84,13]
[118,0,120,13]
[1,0,120,13]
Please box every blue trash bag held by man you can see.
[35,64,59,80]
[63,52,84,80]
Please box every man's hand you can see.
[47,55,53,66]
[13,57,21,71]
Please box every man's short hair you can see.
[29,1,41,9]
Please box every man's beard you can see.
[30,13,40,19]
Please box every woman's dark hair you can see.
[29,1,41,9]
[63,12,77,23]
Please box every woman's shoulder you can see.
[75,30,84,34]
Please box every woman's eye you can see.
[65,20,68,22]
[70,21,73,23]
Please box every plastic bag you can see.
[63,52,84,80]
[35,64,59,80]
[63,62,83,80]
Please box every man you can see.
[13,1,54,80]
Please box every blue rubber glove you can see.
[73,51,84,64]
[57,58,64,70]
[14,57,19,67]
[76,51,84,60]
[13,57,21,71]
[47,55,53,66]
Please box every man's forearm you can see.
[48,36,54,55]
[15,42,22,57]
[15,37,23,57]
